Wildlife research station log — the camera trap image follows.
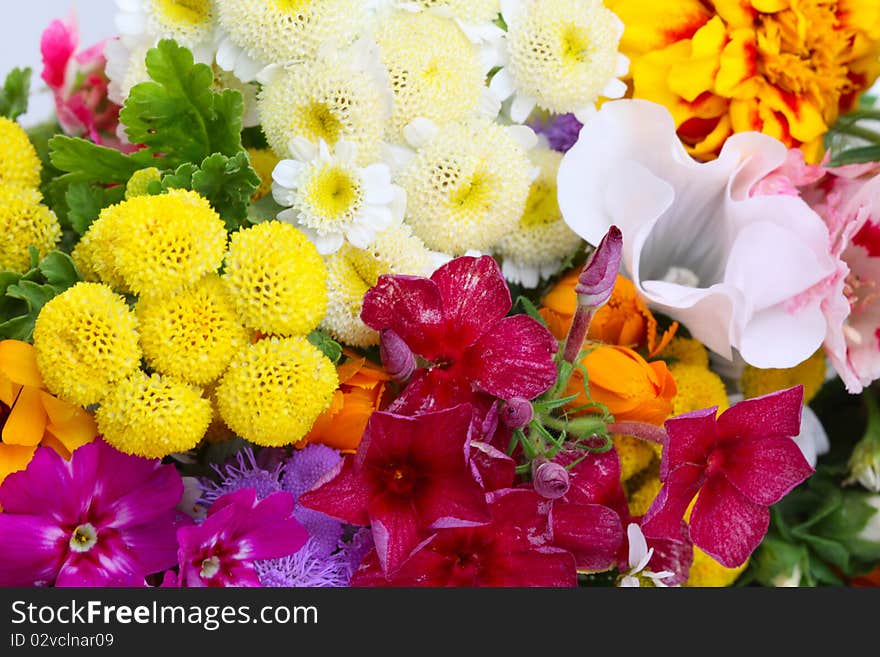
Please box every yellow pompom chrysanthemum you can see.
[215,336,338,447]
[685,548,748,587]
[124,167,162,199]
[93,189,227,297]
[669,362,729,418]
[742,349,826,405]
[399,119,533,255]
[376,11,489,140]
[33,282,141,407]
[658,336,710,368]
[0,186,61,273]
[96,370,212,458]
[137,275,250,386]
[70,214,129,291]
[322,223,435,347]
[495,147,582,288]
[222,221,327,336]
[0,116,41,189]
[615,434,658,483]
[626,469,662,518]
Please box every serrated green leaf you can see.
[37,252,81,291]
[248,194,283,224]
[0,67,31,119]
[307,330,343,364]
[65,181,125,235]
[190,151,259,229]
[120,40,243,169]
[48,135,142,183]
[795,532,850,570]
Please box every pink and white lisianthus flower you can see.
[40,12,122,145]
[558,99,839,369]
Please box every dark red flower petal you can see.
[361,274,446,360]
[469,441,516,491]
[431,255,512,348]
[661,407,719,480]
[408,403,475,474]
[478,547,578,587]
[716,385,803,443]
[415,473,491,529]
[297,457,371,526]
[387,368,478,416]
[370,492,434,576]
[550,501,623,571]
[350,547,454,587]
[689,474,770,568]
[556,449,628,518]
[462,314,558,400]
[719,435,813,506]
[641,463,704,541]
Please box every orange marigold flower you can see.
[565,344,677,425]
[608,0,880,162]
[540,271,677,357]
[0,340,97,484]
[300,350,390,453]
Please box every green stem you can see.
[833,123,880,144]
[542,414,607,437]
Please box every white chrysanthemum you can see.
[105,35,152,106]
[397,118,536,255]
[322,223,435,346]
[495,147,582,288]
[272,138,405,255]
[115,0,216,54]
[214,0,367,81]
[489,0,629,123]
[376,11,496,140]
[213,68,259,128]
[257,39,392,164]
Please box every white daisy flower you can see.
[489,0,629,123]
[114,0,216,61]
[272,138,405,255]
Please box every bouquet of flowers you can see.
[1,0,880,588]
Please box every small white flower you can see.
[618,524,675,588]
[272,138,405,255]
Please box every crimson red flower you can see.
[642,386,814,567]
[361,255,558,415]
[350,489,577,587]
[298,404,490,575]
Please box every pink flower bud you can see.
[380,329,415,382]
[532,459,570,500]
[575,225,622,309]
[500,397,533,429]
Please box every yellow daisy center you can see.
[519,178,560,229]
[300,102,344,145]
[303,165,363,224]
[560,23,591,66]
[274,0,309,12]
[155,0,210,24]
[449,169,496,216]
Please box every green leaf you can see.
[795,532,850,570]
[513,295,547,326]
[120,40,244,169]
[65,181,125,235]
[813,490,878,542]
[750,536,807,587]
[48,135,142,183]
[190,152,259,229]
[806,555,845,586]
[828,145,880,167]
[248,194,283,224]
[307,330,343,364]
[37,252,81,292]
[0,67,31,119]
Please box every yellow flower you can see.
[685,547,748,587]
[247,148,279,201]
[657,336,710,369]
[215,336,338,447]
[70,213,129,291]
[741,349,826,404]
[92,189,227,297]
[124,167,162,199]
[609,0,880,162]
[615,434,659,482]
[96,370,212,458]
[0,186,61,273]
[33,283,142,407]
[0,116,41,189]
[626,467,662,518]
[669,362,730,417]
[222,221,328,336]
[136,275,250,386]
[399,119,534,255]
[0,340,97,484]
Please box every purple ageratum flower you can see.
[176,488,309,587]
[528,113,583,152]
[256,529,374,588]
[0,440,186,586]
[201,447,283,506]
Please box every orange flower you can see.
[540,272,677,357]
[300,350,390,453]
[0,340,97,484]
[565,344,677,426]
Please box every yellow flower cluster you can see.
[0,118,62,273]
[246,148,279,201]
[741,349,826,405]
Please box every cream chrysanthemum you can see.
[93,189,227,297]
[115,0,216,54]
[96,370,212,458]
[272,139,405,255]
[222,221,327,336]
[0,116,42,189]
[376,11,493,140]
[33,283,141,407]
[105,35,152,105]
[398,118,535,255]
[490,0,629,122]
[0,187,61,273]
[137,275,250,386]
[214,0,366,81]
[495,147,582,288]
[322,222,434,346]
[257,40,391,164]
[215,336,337,447]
